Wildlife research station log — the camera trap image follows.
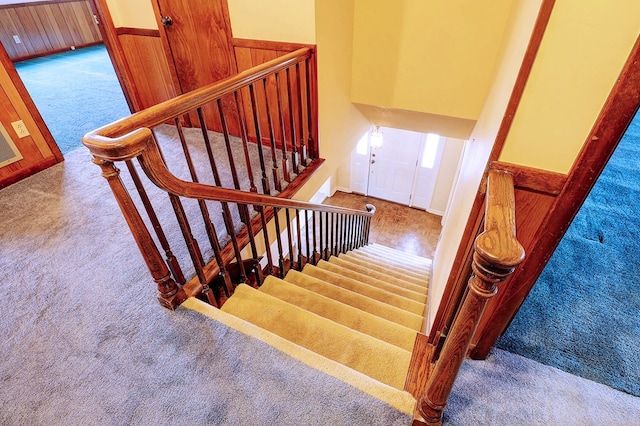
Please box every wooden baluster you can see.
[93,159,182,308]
[295,62,308,166]
[216,99,248,283]
[311,210,318,264]
[285,67,300,174]
[348,215,355,251]
[241,203,263,287]
[330,212,336,257]
[274,71,291,182]
[285,208,295,272]
[258,207,274,277]
[318,210,324,262]
[325,211,331,259]
[295,208,304,268]
[365,204,376,244]
[304,56,317,160]
[168,192,225,303]
[341,214,347,254]
[261,78,282,192]
[216,98,241,191]
[233,91,257,193]
[194,108,246,286]
[414,170,525,425]
[248,83,271,194]
[304,209,311,263]
[273,207,286,278]
[125,160,185,285]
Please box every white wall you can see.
[429,138,465,215]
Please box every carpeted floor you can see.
[497,109,640,396]
[14,44,131,155]
[1,144,638,424]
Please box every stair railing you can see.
[413,169,525,425]
[83,47,368,309]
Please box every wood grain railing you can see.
[413,169,525,425]
[83,48,374,309]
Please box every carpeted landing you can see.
[184,243,431,413]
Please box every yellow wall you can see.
[227,0,315,43]
[500,0,640,174]
[428,0,542,330]
[294,0,370,201]
[106,0,157,29]
[351,0,514,122]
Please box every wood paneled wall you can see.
[233,38,313,146]
[0,45,62,188]
[116,27,176,110]
[0,0,101,62]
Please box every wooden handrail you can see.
[414,169,525,425]
[80,44,370,311]
[83,47,313,156]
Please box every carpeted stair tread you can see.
[260,276,418,351]
[346,249,429,282]
[316,260,427,304]
[369,243,433,266]
[336,253,427,288]
[283,270,424,330]
[301,264,426,316]
[183,297,417,415]
[340,250,428,286]
[221,285,412,389]
[362,245,432,271]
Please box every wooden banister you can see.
[85,47,314,143]
[414,169,525,425]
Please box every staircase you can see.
[184,243,429,413]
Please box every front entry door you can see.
[153,0,239,132]
[367,127,422,205]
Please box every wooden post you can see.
[414,170,525,425]
[93,158,180,309]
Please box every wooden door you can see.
[153,0,239,133]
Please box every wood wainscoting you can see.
[0,44,62,189]
[115,27,177,110]
[232,38,317,150]
[0,0,101,62]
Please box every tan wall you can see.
[299,0,370,199]
[499,0,640,174]
[351,0,514,123]
[105,0,157,29]
[227,0,315,43]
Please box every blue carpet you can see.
[497,108,640,396]
[15,45,130,155]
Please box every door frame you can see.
[89,0,141,112]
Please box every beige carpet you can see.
[186,245,430,412]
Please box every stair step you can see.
[336,253,427,288]
[352,249,429,278]
[363,244,432,270]
[221,284,412,389]
[316,260,427,303]
[369,243,432,263]
[355,247,430,275]
[283,270,424,330]
[260,276,417,351]
[301,264,426,316]
[182,297,417,415]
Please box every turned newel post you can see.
[415,169,525,425]
[93,158,180,309]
